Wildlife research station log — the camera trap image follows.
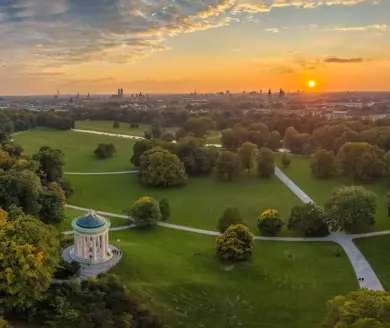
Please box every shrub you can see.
[287,203,329,237]
[159,197,171,221]
[217,207,244,233]
[113,121,119,128]
[257,209,283,235]
[94,143,116,159]
[129,196,161,228]
[216,224,254,261]
[161,132,174,142]
[280,152,292,168]
[130,123,139,128]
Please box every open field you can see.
[14,129,136,172]
[56,207,130,232]
[68,173,301,234]
[277,156,390,231]
[75,120,221,142]
[109,227,357,328]
[355,235,390,290]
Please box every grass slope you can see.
[14,130,135,172]
[277,156,390,231]
[68,173,302,234]
[354,235,390,290]
[110,227,357,328]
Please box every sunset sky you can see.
[0,0,389,95]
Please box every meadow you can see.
[277,156,390,231]
[14,129,136,172]
[109,227,357,328]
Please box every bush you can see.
[94,143,116,159]
[159,197,171,221]
[287,203,329,237]
[257,147,275,178]
[130,123,139,128]
[161,132,174,142]
[217,207,244,233]
[53,259,81,279]
[113,121,119,128]
[216,224,254,261]
[280,152,292,168]
[129,196,161,228]
[257,209,283,235]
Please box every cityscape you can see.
[1,0,390,328]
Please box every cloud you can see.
[324,57,364,63]
[331,24,389,32]
[265,28,280,33]
[231,48,243,52]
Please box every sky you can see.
[0,0,389,95]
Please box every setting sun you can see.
[308,80,316,88]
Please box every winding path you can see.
[66,128,385,290]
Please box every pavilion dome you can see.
[72,210,111,233]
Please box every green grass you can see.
[354,235,390,290]
[14,130,136,172]
[109,227,357,328]
[68,173,302,234]
[56,207,130,232]
[75,120,177,137]
[277,156,390,231]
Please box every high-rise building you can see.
[120,88,124,97]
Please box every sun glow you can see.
[308,80,316,88]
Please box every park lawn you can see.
[67,172,302,234]
[109,227,357,328]
[56,207,130,232]
[75,120,178,137]
[354,235,390,290]
[13,129,136,172]
[277,156,390,232]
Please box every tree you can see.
[257,209,283,235]
[0,149,12,170]
[216,224,254,261]
[322,289,390,328]
[129,196,161,228]
[185,116,215,138]
[0,169,43,215]
[175,128,188,141]
[324,186,377,232]
[131,139,156,167]
[33,146,65,182]
[159,197,171,221]
[94,143,116,159]
[287,203,329,237]
[150,118,163,139]
[283,126,299,150]
[217,207,244,233]
[0,212,60,310]
[140,148,187,187]
[280,152,292,168]
[238,141,257,174]
[338,142,385,181]
[269,131,281,150]
[113,121,120,128]
[38,183,66,225]
[0,317,12,328]
[257,147,275,178]
[161,132,174,142]
[215,151,241,181]
[310,149,337,179]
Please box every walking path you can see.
[64,170,139,175]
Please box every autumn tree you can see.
[257,147,275,178]
[310,149,337,179]
[215,150,241,181]
[323,289,390,328]
[324,186,377,232]
[238,141,257,174]
[128,196,161,227]
[33,146,65,182]
[0,212,60,310]
[216,224,254,261]
[257,209,283,235]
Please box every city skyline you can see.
[1,0,390,95]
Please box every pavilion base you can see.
[62,245,122,280]
[69,245,114,264]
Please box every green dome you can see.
[75,210,107,229]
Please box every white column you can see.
[74,234,78,255]
[92,235,97,260]
[105,232,109,254]
[100,234,104,259]
[81,235,86,258]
